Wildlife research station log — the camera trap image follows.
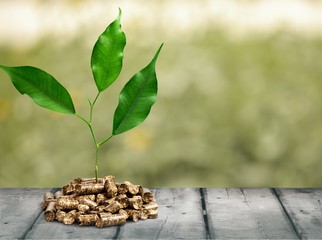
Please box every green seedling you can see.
[0,8,163,180]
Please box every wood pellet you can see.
[42,176,158,228]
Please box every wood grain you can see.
[2,188,321,239]
[0,188,53,239]
[275,188,322,239]
[205,188,299,239]
[117,188,207,239]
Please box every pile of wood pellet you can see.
[42,176,158,228]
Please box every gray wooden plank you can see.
[117,188,207,239]
[205,188,299,239]
[275,188,322,239]
[0,188,53,239]
[24,191,117,239]
[25,219,118,239]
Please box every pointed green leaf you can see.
[91,8,126,92]
[112,44,163,135]
[0,65,75,114]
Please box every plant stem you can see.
[75,114,97,147]
[90,92,100,123]
[95,145,99,180]
[75,91,110,181]
[98,135,113,147]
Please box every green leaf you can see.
[91,8,126,92]
[112,43,163,135]
[0,65,75,114]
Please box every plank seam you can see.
[240,188,251,208]
[21,188,58,239]
[272,188,302,240]
[112,226,121,239]
[199,188,212,239]
[156,215,168,239]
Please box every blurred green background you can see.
[1,0,322,187]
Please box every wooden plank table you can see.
[1,188,321,239]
